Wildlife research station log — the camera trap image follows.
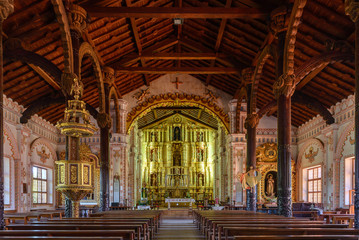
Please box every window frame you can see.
[307,165,322,203]
[32,166,49,205]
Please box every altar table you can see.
[165,198,195,209]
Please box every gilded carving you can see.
[345,0,359,22]
[244,113,259,129]
[70,164,78,184]
[256,143,278,162]
[127,93,230,133]
[273,74,296,99]
[133,88,150,103]
[61,72,78,97]
[59,165,65,184]
[83,165,89,185]
[205,89,218,103]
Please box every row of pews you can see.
[194,210,359,240]
[1,210,161,240]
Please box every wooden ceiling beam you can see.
[84,6,269,19]
[126,0,149,86]
[206,0,232,86]
[115,66,240,74]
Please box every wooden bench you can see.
[0,230,131,239]
[234,236,359,240]
[223,227,359,240]
[6,224,140,238]
[214,223,348,240]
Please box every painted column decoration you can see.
[0,0,13,229]
[243,67,258,211]
[345,0,359,228]
[98,66,114,211]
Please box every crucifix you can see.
[172,77,183,89]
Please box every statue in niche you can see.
[196,132,204,142]
[197,148,204,162]
[198,173,204,186]
[173,127,181,141]
[150,173,157,186]
[172,144,182,166]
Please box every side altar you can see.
[165,198,195,209]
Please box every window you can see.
[4,157,10,205]
[32,166,48,204]
[345,157,355,205]
[307,166,322,203]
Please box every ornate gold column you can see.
[0,0,13,229]
[345,0,359,228]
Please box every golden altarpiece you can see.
[256,143,296,204]
[140,114,215,202]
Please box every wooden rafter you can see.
[115,66,240,74]
[125,0,149,86]
[84,6,269,19]
[206,0,232,86]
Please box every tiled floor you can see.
[155,218,205,240]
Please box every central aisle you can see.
[155,209,205,240]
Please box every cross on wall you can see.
[172,77,183,89]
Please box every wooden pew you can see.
[234,236,359,240]
[223,227,359,240]
[0,230,131,239]
[214,223,348,240]
[33,221,149,240]
[6,225,136,240]
[0,237,124,240]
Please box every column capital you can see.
[244,113,259,129]
[273,74,296,99]
[97,112,112,129]
[103,66,115,86]
[345,0,359,22]
[241,67,254,85]
[0,0,14,22]
[269,6,290,37]
[68,4,88,35]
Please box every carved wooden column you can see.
[345,0,359,228]
[0,0,13,229]
[271,7,293,217]
[98,67,114,211]
[243,68,258,211]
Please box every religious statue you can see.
[266,174,275,197]
[141,183,148,199]
[70,76,83,100]
[151,173,157,186]
[240,166,261,190]
[198,173,204,186]
[305,146,319,163]
[173,127,181,141]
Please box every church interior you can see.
[1,0,359,239]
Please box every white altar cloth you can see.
[165,198,195,209]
